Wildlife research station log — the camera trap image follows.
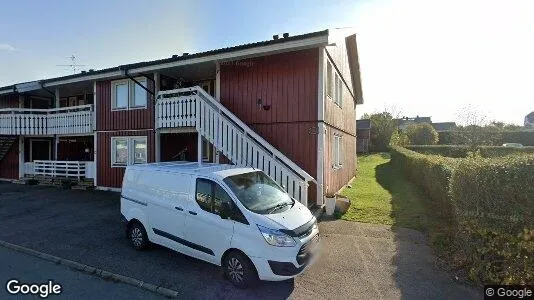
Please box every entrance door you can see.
[30,140,51,161]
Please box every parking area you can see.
[0,182,479,299]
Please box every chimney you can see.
[283,33,289,38]
[273,34,279,40]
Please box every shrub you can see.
[365,112,397,152]
[405,123,439,145]
[390,146,458,218]
[391,147,534,284]
[503,131,534,146]
[406,145,534,158]
[450,155,534,284]
[389,130,409,146]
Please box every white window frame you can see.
[111,136,148,167]
[326,60,333,99]
[333,134,343,170]
[111,78,148,111]
[111,79,129,110]
[130,77,148,109]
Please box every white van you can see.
[120,162,320,288]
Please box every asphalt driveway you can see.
[0,182,480,299]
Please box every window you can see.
[111,78,148,110]
[195,178,248,223]
[326,61,333,98]
[112,81,129,109]
[333,134,343,169]
[335,74,343,107]
[111,136,148,167]
[196,179,214,213]
[112,138,128,166]
[132,79,147,108]
[132,138,147,164]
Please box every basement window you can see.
[333,134,343,170]
[111,136,147,167]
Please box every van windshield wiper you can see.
[267,202,290,214]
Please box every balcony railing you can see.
[0,105,94,135]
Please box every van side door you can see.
[143,172,188,252]
[182,178,234,264]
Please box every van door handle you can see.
[175,206,183,211]
[188,211,197,215]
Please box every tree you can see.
[405,123,439,145]
[389,130,409,146]
[363,111,397,152]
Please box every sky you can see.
[0,0,532,125]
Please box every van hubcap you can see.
[227,257,244,283]
[131,227,143,247]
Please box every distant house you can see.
[395,116,432,130]
[526,112,534,129]
[432,122,456,132]
[356,119,371,153]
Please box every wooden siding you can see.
[0,138,18,179]
[96,130,154,188]
[0,94,19,109]
[96,80,155,131]
[322,43,358,195]
[220,48,318,179]
[323,125,356,195]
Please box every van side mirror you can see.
[220,202,232,220]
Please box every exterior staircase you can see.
[0,136,16,162]
[156,87,316,206]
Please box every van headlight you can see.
[257,225,296,247]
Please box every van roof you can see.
[126,162,258,180]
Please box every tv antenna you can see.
[57,55,86,74]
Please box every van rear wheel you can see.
[223,251,257,289]
[128,221,148,250]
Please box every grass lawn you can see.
[338,153,430,232]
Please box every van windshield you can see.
[223,171,294,215]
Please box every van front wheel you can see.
[128,221,148,250]
[223,251,257,289]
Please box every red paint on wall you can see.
[220,49,319,178]
[96,80,154,131]
[96,130,154,188]
[0,139,18,179]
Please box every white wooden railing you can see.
[0,105,94,135]
[156,87,315,206]
[24,161,95,179]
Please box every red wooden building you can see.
[0,29,363,207]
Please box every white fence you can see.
[0,105,94,135]
[156,87,315,206]
[24,160,94,180]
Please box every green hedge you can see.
[450,155,534,284]
[406,145,534,158]
[390,147,534,284]
[390,147,458,212]
[503,131,534,146]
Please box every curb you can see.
[0,240,180,298]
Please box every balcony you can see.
[0,105,94,135]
